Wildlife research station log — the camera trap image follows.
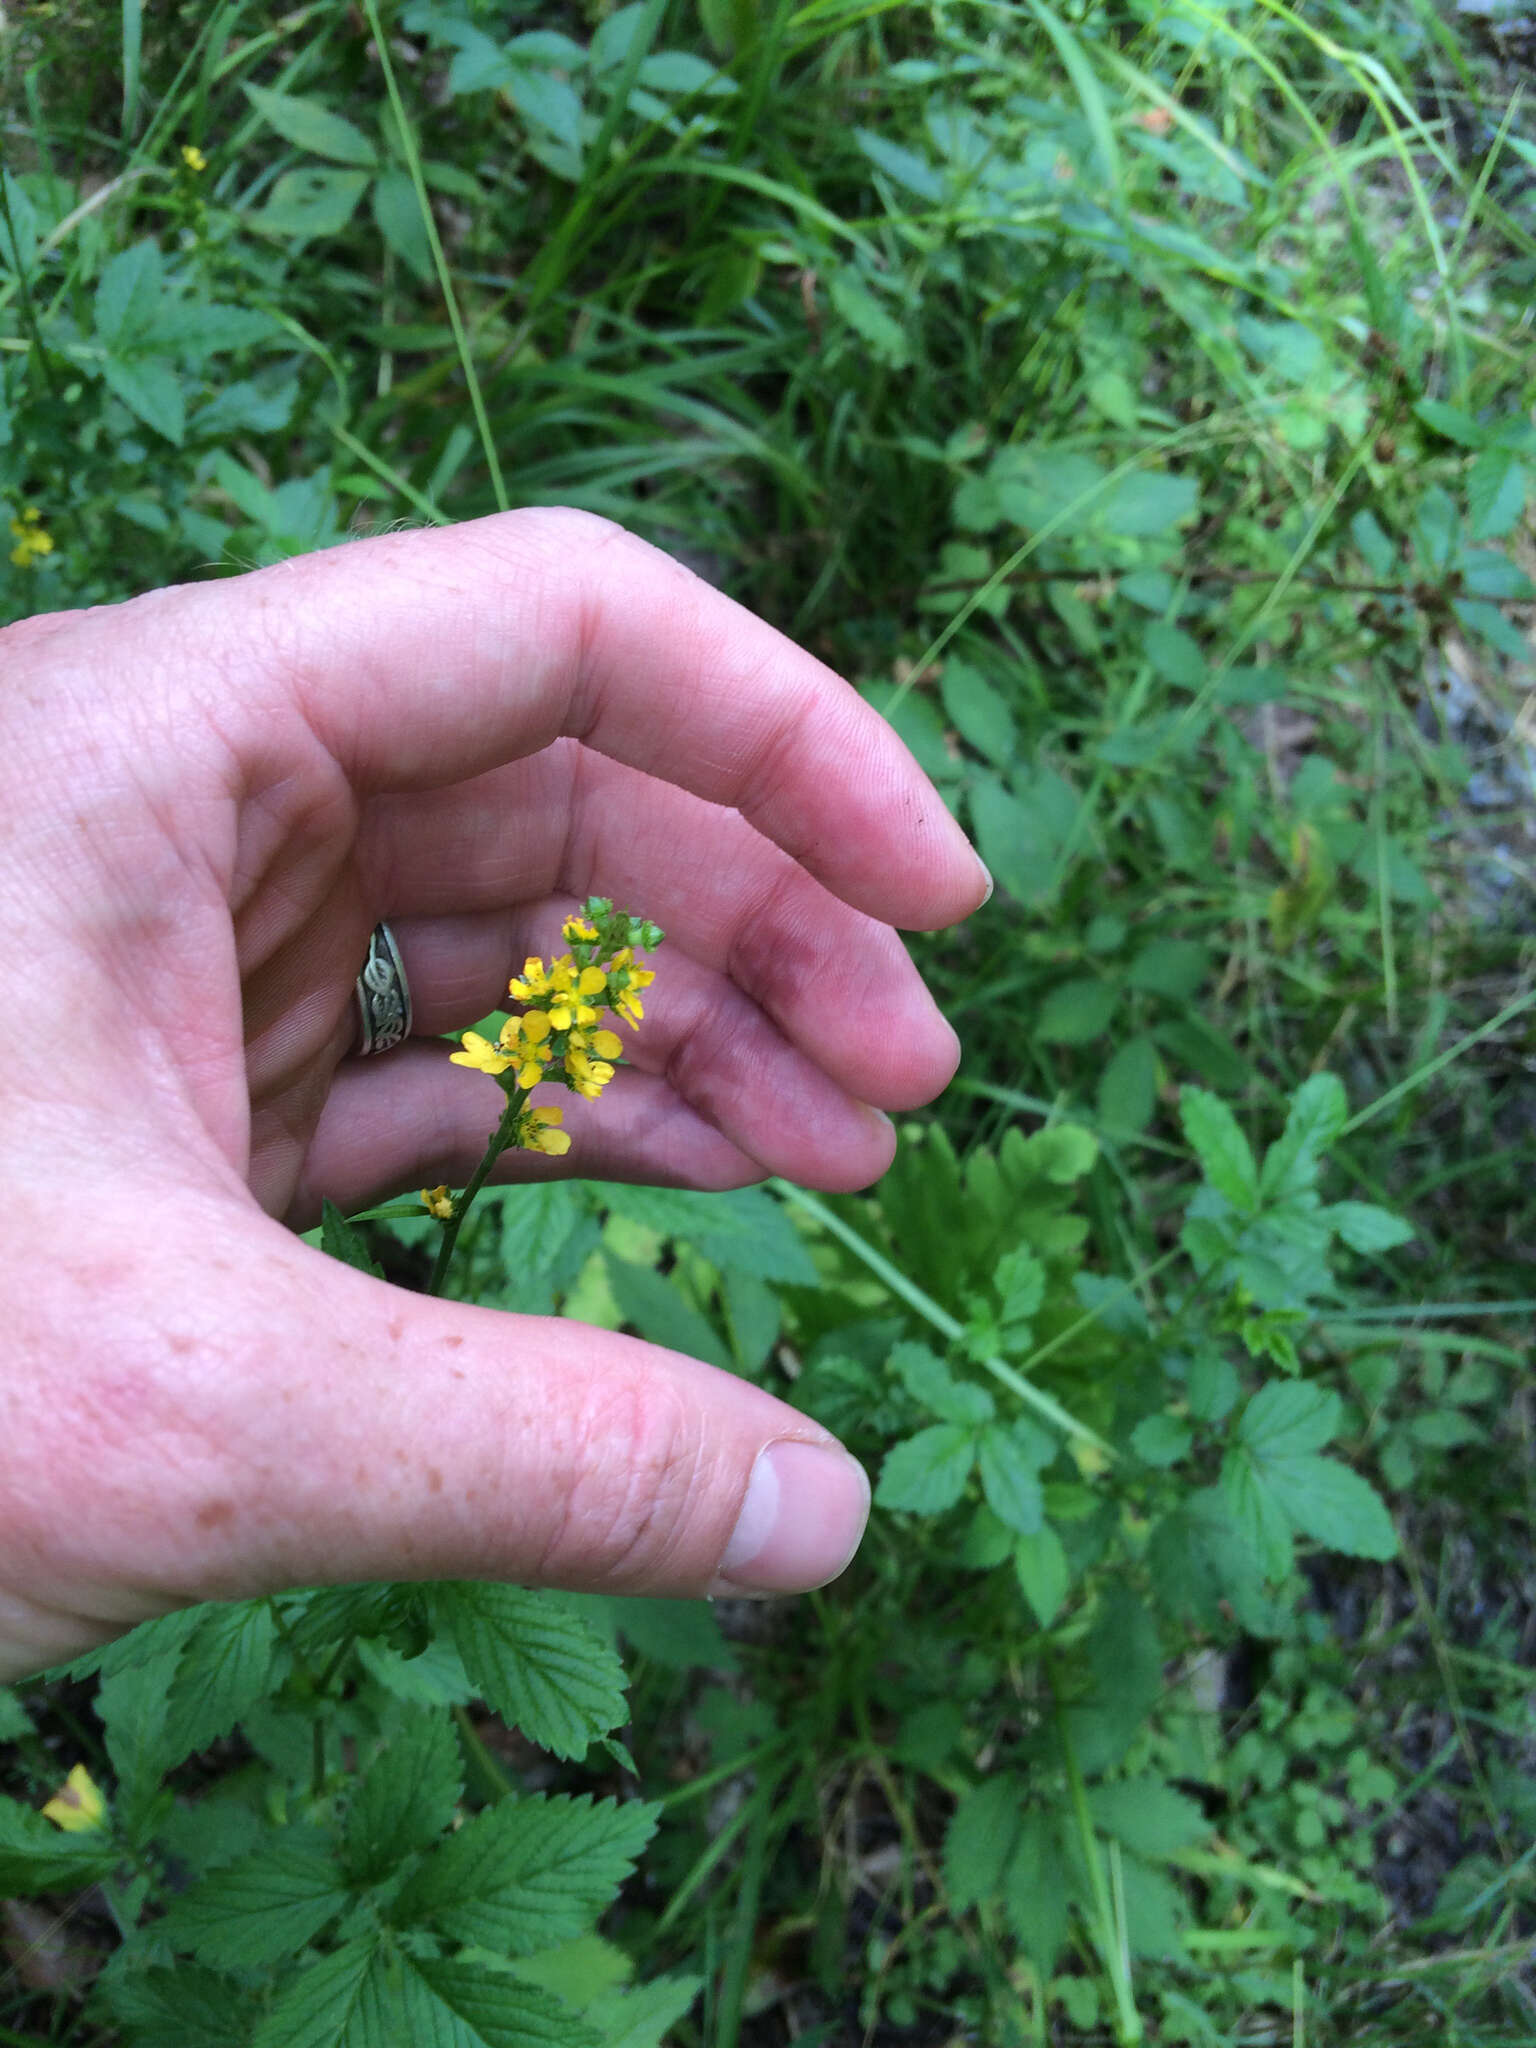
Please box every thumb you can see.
[4,1202,870,1677]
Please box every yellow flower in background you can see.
[449,1029,516,1078]
[42,1765,106,1834]
[519,1103,570,1155]
[9,507,54,570]
[181,143,208,173]
[420,1185,455,1220]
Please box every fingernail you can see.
[711,1440,870,1596]
[976,858,994,906]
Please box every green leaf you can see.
[1013,1524,1071,1627]
[1102,471,1200,539]
[976,1423,1050,1536]
[943,1774,1026,1909]
[1130,1413,1192,1466]
[605,1597,736,1672]
[1097,1033,1158,1134]
[1259,1072,1347,1200]
[853,126,944,201]
[828,271,911,369]
[506,67,586,152]
[603,1253,731,1369]
[156,1830,349,1968]
[162,1600,284,1763]
[1261,1453,1397,1560]
[1413,398,1485,447]
[0,1688,29,1741]
[969,772,1059,905]
[429,1584,628,1759]
[1238,1380,1340,1459]
[102,356,185,444]
[1326,1201,1414,1253]
[409,1954,600,2046]
[1179,1087,1259,1212]
[1468,448,1527,539]
[596,1184,817,1286]
[1143,621,1207,688]
[636,49,730,92]
[0,1796,118,1895]
[253,168,372,240]
[1003,1808,1073,1975]
[875,1424,977,1515]
[1062,1587,1162,1774]
[244,85,378,166]
[95,239,164,346]
[584,1973,703,2048]
[252,1937,376,2048]
[1087,1777,1209,1857]
[320,1198,385,1278]
[394,1793,657,1954]
[940,659,1018,766]
[994,1248,1045,1325]
[1126,938,1210,1000]
[892,1342,994,1427]
[371,167,434,283]
[102,1964,259,2048]
[1035,977,1118,1045]
[344,1711,464,1884]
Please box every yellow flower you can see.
[519,1103,570,1155]
[548,965,606,1033]
[181,143,207,173]
[8,507,54,570]
[494,1013,550,1090]
[507,957,553,1004]
[420,1185,455,1220]
[563,915,598,944]
[42,1765,106,1834]
[607,949,655,1028]
[572,1026,624,1062]
[566,1046,616,1101]
[449,1029,516,1077]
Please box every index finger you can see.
[163,510,991,930]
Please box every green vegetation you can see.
[2,1,1534,2042]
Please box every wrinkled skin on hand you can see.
[0,511,989,1680]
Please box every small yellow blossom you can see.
[181,143,208,173]
[563,915,599,944]
[519,1103,570,1155]
[449,1029,516,1078]
[42,1765,107,1834]
[420,1185,455,1220]
[573,1027,624,1062]
[607,949,655,1028]
[508,957,554,1004]
[566,1046,616,1101]
[9,507,54,570]
[548,966,606,1033]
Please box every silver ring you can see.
[355,922,413,1056]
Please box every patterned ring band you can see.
[355,921,413,1056]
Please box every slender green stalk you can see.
[360,0,508,512]
[1052,1671,1144,2045]
[428,1088,526,1296]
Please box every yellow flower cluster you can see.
[181,143,208,173]
[448,904,660,1151]
[9,507,54,570]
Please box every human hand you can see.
[0,512,988,1680]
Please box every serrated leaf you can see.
[1003,1807,1073,1974]
[597,1184,816,1286]
[584,1973,703,2048]
[994,1247,1045,1325]
[506,66,585,151]
[1179,1088,1258,1211]
[604,1252,731,1368]
[0,1796,118,1895]
[409,1955,600,2046]
[1097,1033,1158,1134]
[102,1962,259,2048]
[0,1687,29,1741]
[1238,1381,1340,1458]
[1260,1453,1397,1560]
[943,1774,1026,1909]
[892,1341,993,1426]
[1258,1072,1347,1201]
[395,1793,656,1954]
[429,1584,628,1759]
[1087,1777,1210,1857]
[976,1424,1049,1536]
[1468,448,1527,540]
[253,167,371,240]
[252,1937,376,2048]
[156,1830,348,1968]
[320,1199,385,1277]
[95,239,164,347]
[940,659,1017,766]
[853,126,944,200]
[163,1600,283,1763]
[1013,1524,1070,1627]
[102,356,185,444]
[875,1424,976,1515]
[344,1711,463,1883]
[244,84,378,166]
[1326,1201,1414,1253]
[828,271,911,368]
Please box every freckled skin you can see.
[0,512,984,1680]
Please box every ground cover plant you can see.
[2,0,1534,2042]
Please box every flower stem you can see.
[428,1087,525,1297]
